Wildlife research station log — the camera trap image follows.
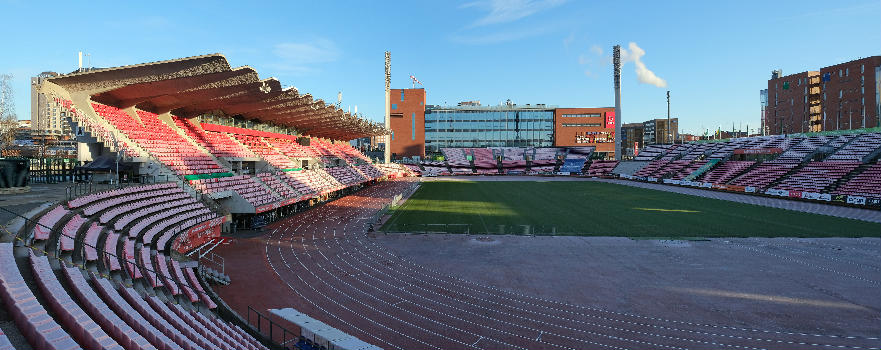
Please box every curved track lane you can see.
[219,178,880,350]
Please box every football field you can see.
[381,180,881,237]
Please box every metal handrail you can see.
[247,306,299,350]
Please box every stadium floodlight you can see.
[613,45,622,160]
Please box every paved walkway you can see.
[601,179,881,223]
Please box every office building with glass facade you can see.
[424,104,556,151]
[387,88,616,158]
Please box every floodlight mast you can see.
[667,90,671,144]
[384,51,391,164]
[613,45,622,161]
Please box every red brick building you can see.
[388,88,426,158]
[766,56,880,135]
[820,57,881,131]
[767,71,821,134]
[552,107,615,153]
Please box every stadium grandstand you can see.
[1,52,879,350]
[614,130,881,207]
[405,128,881,209]
[0,54,412,350]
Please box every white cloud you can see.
[589,44,603,56]
[450,24,555,45]
[620,42,667,88]
[273,39,339,64]
[270,38,340,74]
[563,31,575,48]
[136,16,170,27]
[583,70,593,77]
[461,0,566,27]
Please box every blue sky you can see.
[1,0,879,136]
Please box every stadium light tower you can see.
[384,51,391,164]
[613,45,622,161]
[666,90,671,144]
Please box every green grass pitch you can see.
[380,180,881,237]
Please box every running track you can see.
[214,178,880,350]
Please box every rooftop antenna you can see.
[410,74,423,88]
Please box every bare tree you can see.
[0,74,18,147]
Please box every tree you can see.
[0,74,18,147]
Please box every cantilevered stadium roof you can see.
[47,53,388,140]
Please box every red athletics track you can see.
[212,178,880,350]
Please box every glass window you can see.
[562,123,602,127]
[400,91,405,101]
[424,108,554,147]
[392,103,397,110]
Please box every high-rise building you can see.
[30,72,71,136]
[642,118,679,145]
[621,122,644,158]
[388,88,426,158]
[759,89,769,135]
[766,56,880,135]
